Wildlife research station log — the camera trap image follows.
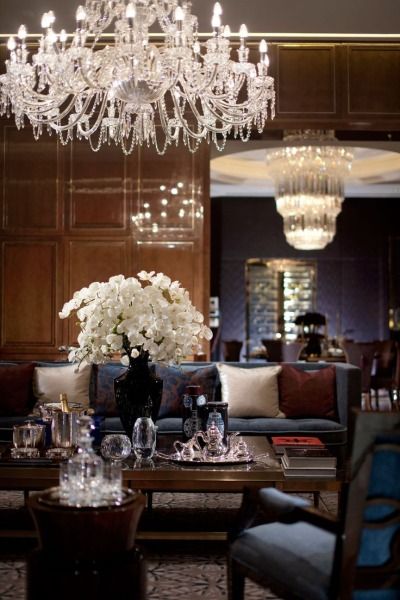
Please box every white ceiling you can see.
[210,141,400,198]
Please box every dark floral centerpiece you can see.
[59,271,212,438]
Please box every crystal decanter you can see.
[66,415,104,507]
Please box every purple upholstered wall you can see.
[211,197,399,355]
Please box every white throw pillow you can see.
[33,364,92,407]
[217,364,284,418]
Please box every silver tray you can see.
[158,452,254,466]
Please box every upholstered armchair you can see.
[228,412,400,600]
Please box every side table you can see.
[27,488,147,600]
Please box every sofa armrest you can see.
[335,362,361,428]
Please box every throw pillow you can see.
[278,364,337,419]
[0,363,36,416]
[154,364,218,418]
[33,363,92,407]
[216,364,284,418]
[93,363,126,416]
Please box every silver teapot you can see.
[195,421,227,459]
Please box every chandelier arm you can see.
[171,92,215,139]
[176,63,220,97]
[209,86,267,112]
[194,95,255,130]
[77,57,103,91]
[172,67,240,104]
[175,82,235,134]
[45,94,97,132]
[156,98,178,141]
[75,93,110,138]
[11,85,69,109]
[21,94,81,125]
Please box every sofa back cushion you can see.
[278,364,337,419]
[0,362,36,416]
[217,363,284,418]
[33,363,92,407]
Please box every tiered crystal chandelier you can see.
[266,131,353,250]
[0,1,275,155]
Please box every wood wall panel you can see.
[276,45,337,115]
[65,240,131,345]
[135,241,199,305]
[68,141,129,232]
[347,46,400,114]
[1,127,61,232]
[1,241,58,348]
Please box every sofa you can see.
[0,359,361,449]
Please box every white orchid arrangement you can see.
[59,271,212,366]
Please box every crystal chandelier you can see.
[266,131,353,250]
[0,1,275,155]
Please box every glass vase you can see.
[114,353,162,440]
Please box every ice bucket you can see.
[50,405,87,448]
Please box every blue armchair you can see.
[228,411,400,600]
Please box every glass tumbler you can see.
[132,417,157,460]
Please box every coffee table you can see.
[0,436,346,540]
[0,436,345,493]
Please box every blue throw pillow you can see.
[155,364,218,418]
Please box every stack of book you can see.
[271,436,325,455]
[270,436,337,478]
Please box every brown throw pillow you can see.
[0,363,36,416]
[278,364,337,419]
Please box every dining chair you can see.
[341,341,377,410]
[281,341,306,362]
[227,411,400,600]
[370,340,399,409]
[262,339,284,362]
[222,340,243,362]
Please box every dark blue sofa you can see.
[0,360,361,448]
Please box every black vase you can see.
[114,354,163,440]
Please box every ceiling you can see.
[210,141,400,198]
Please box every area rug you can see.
[0,491,337,600]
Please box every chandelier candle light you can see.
[0,1,275,155]
[266,131,353,250]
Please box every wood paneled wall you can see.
[265,42,400,131]
[0,124,210,360]
[1,41,400,359]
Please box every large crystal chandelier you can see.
[266,131,353,250]
[0,1,275,155]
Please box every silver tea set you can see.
[168,422,252,463]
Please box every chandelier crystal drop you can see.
[266,131,353,250]
[0,1,275,155]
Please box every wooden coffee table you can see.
[0,436,345,494]
[0,436,346,540]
